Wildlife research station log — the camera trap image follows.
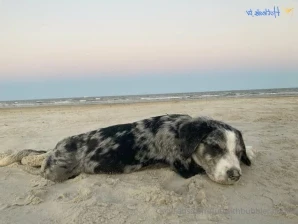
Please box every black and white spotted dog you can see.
[0,114,255,184]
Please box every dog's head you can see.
[179,117,251,185]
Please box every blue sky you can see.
[1,71,296,100]
[0,0,297,100]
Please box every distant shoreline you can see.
[1,94,298,110]
[2,87,298,102]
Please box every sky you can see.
[0,0,297,100]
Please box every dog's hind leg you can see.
[0,149,47,167]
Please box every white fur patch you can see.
[213,158,232,181]
[225,130,236,153]
[192,154,202,167]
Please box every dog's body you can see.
[0,114,254,184]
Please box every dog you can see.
[0,114,255,184]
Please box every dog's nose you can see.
[227,168,241,181]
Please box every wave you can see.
[140,96,186,100]
[53,100,72,104]
[199,94,220,98]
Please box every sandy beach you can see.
[0,96,298,224]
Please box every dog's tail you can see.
[0,149,47,167]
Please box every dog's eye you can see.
[210,143,221,149]
[211,147,223,155]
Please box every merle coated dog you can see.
[0,114,254,184]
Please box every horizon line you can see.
[2,87,298,102]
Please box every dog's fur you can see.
[0,114,254,184]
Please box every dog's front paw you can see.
[246,146,257,162]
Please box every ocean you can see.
[1,88,298,108]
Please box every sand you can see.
[0,96,298,224]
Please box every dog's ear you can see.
[241,149,251,166]
[236,130,251,166]
[178,120,213,158]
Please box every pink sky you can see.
[0,0,297,80]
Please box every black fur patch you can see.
[86,138,99,154]
[143,116,162,135]
[90,124,141,173]
[64,138,78,152]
